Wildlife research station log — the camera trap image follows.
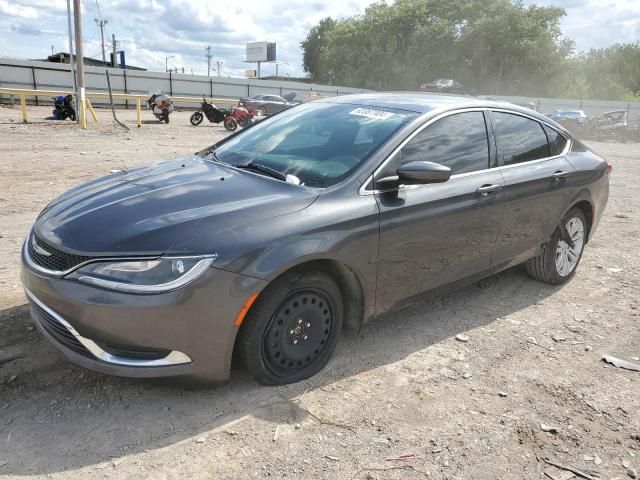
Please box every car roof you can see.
[316,92,569,133]
[318,91,536,114]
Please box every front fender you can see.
[215,193,381,322]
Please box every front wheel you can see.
[237,270,343,385]
[224,117,237,131]
[190,111,203,126]
[525,208,587,284]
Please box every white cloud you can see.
[0,0,638,77]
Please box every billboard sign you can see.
[246,42,276,62]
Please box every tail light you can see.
[607,163,613,174]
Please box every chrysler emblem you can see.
[32,236,52,257]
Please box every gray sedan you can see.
[239,94,296,115]
[21,93,610,385]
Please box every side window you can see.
[493,112,550,165]
[543,125,568,156]
[398,112,490,175]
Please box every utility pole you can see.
[112,33,117,68]
[165,55,174,72]
[73,0,86,128]
[206,45,212,77]
[51,45,54,56]
[94,17,107,63]
[216,60,223,77]
[66,0,78,122]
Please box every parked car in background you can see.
[22,93,610,386]
[420,79,465,93]
[547,109,587,123]
[239,93,297,115]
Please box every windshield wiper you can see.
[206,149,227,165]
[236,162,287,181]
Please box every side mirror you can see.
[377,161,452,188]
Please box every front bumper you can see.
[21,251,265,382]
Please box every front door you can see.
[374,111,505,315]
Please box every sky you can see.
[0,0,638,78]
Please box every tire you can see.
[237,269,343,385]
[525,208,587,285]
[256,106,267,116]
[224,117,238,132]
[190,111,204,126]
[163,111,170,124]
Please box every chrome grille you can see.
[27,233,93,273]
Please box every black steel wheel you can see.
[262,290,333,375]
[237,269,343,385]
[190,111,204,126]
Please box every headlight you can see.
[67,255,217,293]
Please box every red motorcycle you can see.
[223,104,254,132]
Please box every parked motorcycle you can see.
[51,95,76,121]
[190,97,230,126]
[147,91,174,123]
[223,104,254,132]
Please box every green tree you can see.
[300,0,570,95]
[300,17,336,81]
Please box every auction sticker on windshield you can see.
[349,107,395,120]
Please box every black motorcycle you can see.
[51,95,76,121]
[190,97,229,126]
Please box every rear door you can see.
[374,110,505,314]
[490,110,575,265]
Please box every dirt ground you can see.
[0,105,639,480]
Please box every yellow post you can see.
[136,96,141,128]
[80,99,87,129]
[20,94,27,123]
[86,98,97,122]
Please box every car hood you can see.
[34,155,318,256]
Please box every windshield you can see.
[211,102,416,187]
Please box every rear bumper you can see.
[21,252,265,382]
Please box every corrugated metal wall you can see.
[0,58,368,107]
[492,95,640,120]
[1,58,638,119]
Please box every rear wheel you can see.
[525,208,587,284]
[237,270,343,385]
[162,111,170,124]
[190,111,203,126]
[256,106,267,116]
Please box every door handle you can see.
[552,171,570,180]
[476,184,502,195]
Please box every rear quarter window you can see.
[543,125,568,155]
